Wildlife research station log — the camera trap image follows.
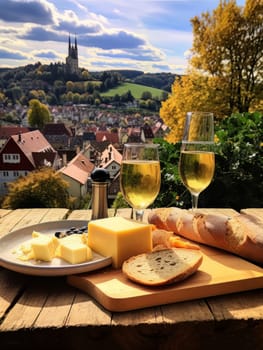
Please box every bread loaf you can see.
[122,248,203,286]
[148,208,263,265]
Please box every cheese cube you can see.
[87,217,153,268]
[31,234,58,262]
[58,234,93,264]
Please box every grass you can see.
[101,82,165,99]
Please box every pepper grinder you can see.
[91,168,110,220]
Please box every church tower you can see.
[66,34,79,73]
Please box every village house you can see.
[0,125,30,149]
[0,116,163,206]
[99,143,122,179]
[0,130,60,196]
[58,151,95,207]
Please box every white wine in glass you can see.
[179,112,215,211]
[120,143,161,221]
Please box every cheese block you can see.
[30,232,59,262]
[57,234,93,264]
[87,217,153,268]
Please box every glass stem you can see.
[191,194,199,212]
[135,209,144,221]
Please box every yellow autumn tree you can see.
[160,69,218,143]
[160,0,263,143]
[2,168,71,209]
[27,99,51,130]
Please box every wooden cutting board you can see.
[68,208,263,312]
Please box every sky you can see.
[0,0,246,74]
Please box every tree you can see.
[160,0,263,143]
[27,99,51,129]
[191,0,263,113]
[141,91,152,100]
[0,92,7,105]
[2,168,71,209]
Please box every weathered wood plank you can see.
[112,306,163,326]
[0,268,29,319]
[0,209,31,237]
[34,278,76,328]
[9,208,69,230]
[206,289,263,321]
[0,278,48,331]
[161,299,213,323]
[0,208,69,237]
[0,209,11,218]
[38,208,69,222]
[67,209,92,220]
[67,291,112,326]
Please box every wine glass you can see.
[120,143,161,221]
[178,111,215,211]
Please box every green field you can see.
[101,82,165,99]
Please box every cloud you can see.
[97,47,163,62]
[93,61,135,68]
[152,63,171,71]
[0,0,55,25]
[35,50,58,59]
[54,15,102,34]
[0,47,27,60]
[81,31,145,50]
[19,25,146,51]
[19,27,66,42]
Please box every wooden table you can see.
[1,208,263,350]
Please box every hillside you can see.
[0,63,176,111]
[103,70,178,92]
[101,82,166,99]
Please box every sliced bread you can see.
[148,208,263,265]
[122,248,203,286]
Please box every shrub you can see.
[2,168,71,209]
[153,112,263,211]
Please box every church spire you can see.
[68,34,71,53]
[66,33,79,73]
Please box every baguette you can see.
[122,248,203,286]
[148,208,263,265]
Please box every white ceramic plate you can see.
[0,220,112,276]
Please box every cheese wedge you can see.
[57,234,92,264]
[87,217,153,268]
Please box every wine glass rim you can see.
[187,111,213,116]
[124,142,159,148]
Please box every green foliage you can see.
[206,112,263,210]
[152,138,191,209]
[101,82,165,99]
[0,63,174,107]
[111,191,130,214]
[152,112,263,210]
[2,168,72,209]
[27,99,51,129]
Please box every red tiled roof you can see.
[12,130,54,151]
[59,152,95,184]
[96,131,119,143]
[42,123,73,136]
[0,126,29,139]
[100,144,122,165]
[11,130,56,167]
